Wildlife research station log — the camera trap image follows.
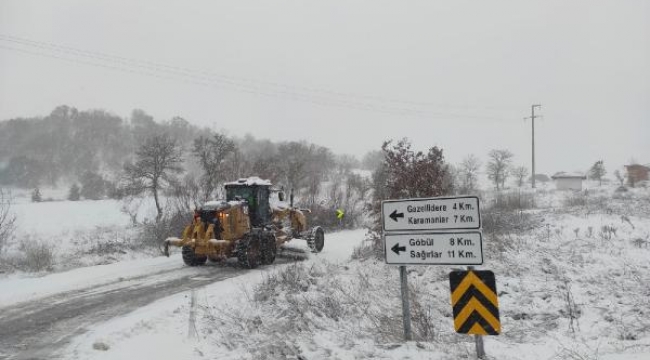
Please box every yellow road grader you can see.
[163,177,325,268]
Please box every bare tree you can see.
[361,150,383,171]
[277,141,312,192]
[336,154,360,175]
[512,166,529,187]
[344,172,371,220]
[170,174,202,214]
[486,149,514,190]
[222,148,247,182]
[192,133,236,200]
[458,154,481,193]
[0,189,16,253]
[614,169,625,186]
[251,154,282,184]
[124,134,184,221]
[305,146,335,205]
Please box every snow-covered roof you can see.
[224,176,272,186]
[551,171,586,180]
[625,164,650,170]
[201,200,247,210]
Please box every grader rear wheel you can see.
[237,235,262,269]
[260,234,277,265]
[182,245,207,266]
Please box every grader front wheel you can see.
[307,227,325,253]
[182,245,207,266]
[237,235,262,269]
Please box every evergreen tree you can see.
[80,171,106,200]
[68,183,81,201]
[589,160,606,186]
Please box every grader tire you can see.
[308,227,325,253]
[237,235,262,269]
[260,233,277,265]
[182,245,207,266]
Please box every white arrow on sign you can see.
[382,196,481,232]
[384,232,483,265]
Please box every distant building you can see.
[551,172,587,191]
[625,164,650,187]
[529,173,551,185]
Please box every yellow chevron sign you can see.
[449,270,500,335]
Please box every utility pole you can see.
[525,105,542,188]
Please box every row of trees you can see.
[0,105,216,188]
[455,149,529,192]
[2,106,377,212]
[587,160,629,187]
[120,131,367,222]
[0,105,385,191]
[457,154,618,191]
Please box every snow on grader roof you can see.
[224,176,272,186]
[201,200,232,210]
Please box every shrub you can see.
[31,188,42,202]
[366,139,453,257]
[14,239,55,272]
[481,208,537,237]
[562,190,610,213]
[563,192,587,207]
[0,189,16,253]
[138,209,192,252]
[491,190,535,211]
[68,183,81,201]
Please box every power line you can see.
[0,33,518,121]
[0,33,517,113]
[0,34,515,119]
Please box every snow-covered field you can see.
[0,192,161,273]
[61,186,650,360]
[2,184,649,359]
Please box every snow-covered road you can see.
[0,229,366,360]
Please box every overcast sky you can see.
[0,0,648,176]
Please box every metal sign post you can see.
[399,265,412,341]
[468,266,485,359]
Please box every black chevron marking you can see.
[452,285,499,319]
[449,270,496,292]
[457,310,499,335]
[449,271,464,291]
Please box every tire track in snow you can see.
[0,254,306,360]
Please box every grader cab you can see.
[164,177,325,268]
